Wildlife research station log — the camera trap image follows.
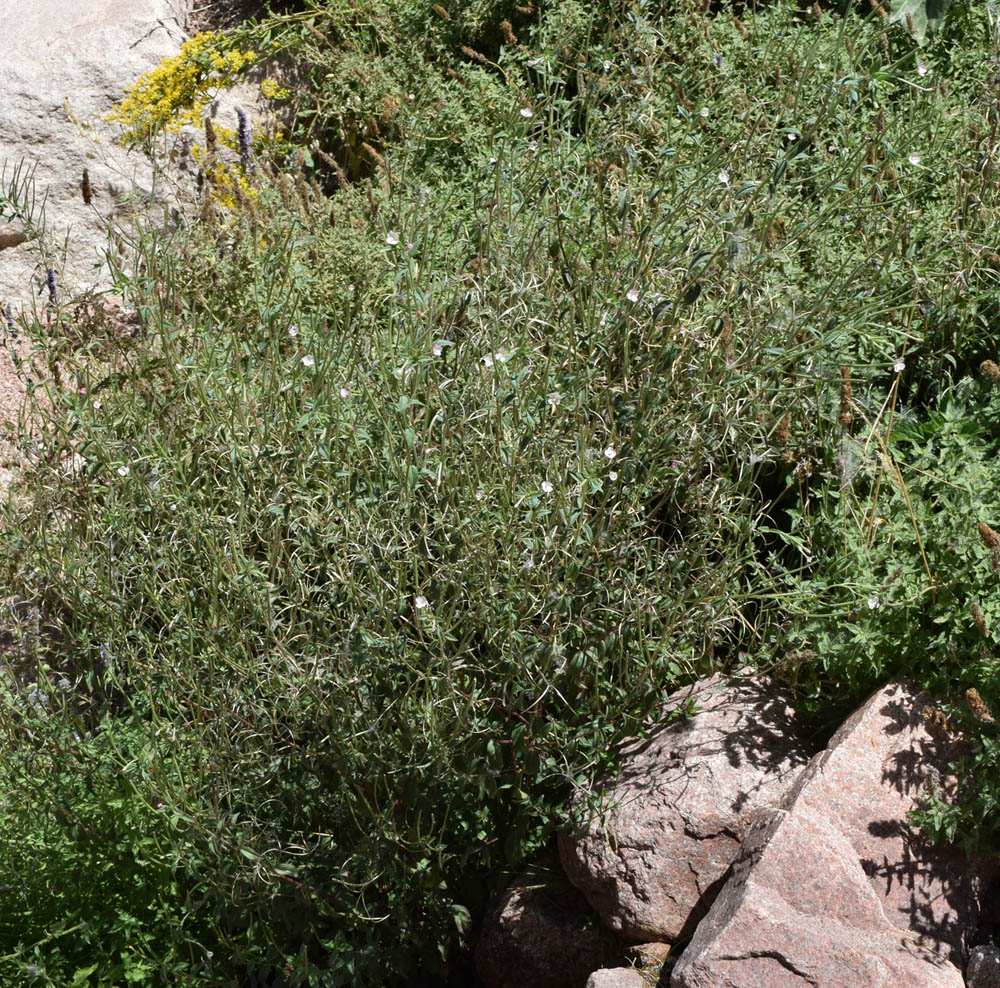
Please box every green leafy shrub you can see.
[0,0,999,982]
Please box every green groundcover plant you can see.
[0,0,998,983]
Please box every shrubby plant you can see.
[0,0,998,983]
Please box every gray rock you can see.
[560,669,813,943]
[671,681,1000,988]
[0,0,186,309]
[967,945,1000,988]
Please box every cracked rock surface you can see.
[670,680,999,988]
[559,669,814,943]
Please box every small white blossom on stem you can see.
[301,354,315,368]
[541,480,554,494]
[604,445,617,460]
[414,595,429,610]
[385,231,400,245]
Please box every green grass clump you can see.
[0,0,998,983]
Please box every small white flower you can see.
[414,595,429,610]
[908,152,921,166]
[407,93,415,103]
[520,107,534,119]
[699,107,709,118]
[893,357,906,374]
[287,325,298,338]
[301,354,315,367]
[917,62,928,77]
[604,445,617,460]
[93,400,102,410]
[867,596,880,610]
[541,480,554,494]
[626,288,640,303]
[339,386,350,398]
[602,60,612,72]
[523,557,535,570]
[718,170,730,186]
[547,392,561,407]
[475,489,484,502]
[385,231,400,245]
[482,353,495,368]
[609,471,618,481]
[489,156,498,164]
[432,343,443,357]
[347,284,355,294]
[117,465,130,477]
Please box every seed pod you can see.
[501,20,518,44]
[972,603,989,635]
[982,360,1000,385]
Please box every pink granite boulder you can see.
[671,680,1000,988]
[559,669,814,943]
[585,968,650,988]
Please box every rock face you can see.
[474,866,616,988]
[559,670,814,943]
[0,0,187,310]
[585,968,649,988]
[671,681,1000,988]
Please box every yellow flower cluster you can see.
[107,32,258,145]
[260,78,293,101]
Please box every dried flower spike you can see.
[982,360,1000,386]
[501,20,518,44]
[972,602,989,636]
[838,366,854,427]
[966,687,995,724]
[923,705,954,733]
[978,522,1000,572]
[431,3,451,19]
[204,117,217,156]
[81,168,93,205]
[45,267,57,305]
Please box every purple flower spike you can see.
[236,108,253,172]
[46,268,57,305]
[4,303,16,340]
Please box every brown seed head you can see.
[461,45,488,64]
[966,687,995,724]
[905,11,915,33]
[81,168,93,205]
[501,19,518,44]
[431,3,451,19]
[978,523,1000,572]
[204,117,217,155]
[839,366,854,427]
[981,360,1000,385]
[972,602,989,635]
[778,411,792,446]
